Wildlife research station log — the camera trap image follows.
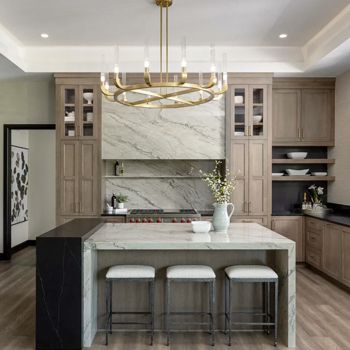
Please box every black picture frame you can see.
[2,124,55,260]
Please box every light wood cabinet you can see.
[272,89,300,143]
[322,223,342,280]
[301,89,333,143]
[55,74,101,223]
[271,216,304,262]
[229,85,268,138]
[342,229,350,287]
[305,217,350,287]
[230,140,268,217]
[272,80,335,146]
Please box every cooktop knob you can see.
[129,218,135,223]
[157,218,162,223]
[148,218,154,223]
[142,218,148,223]
[136,218,141,223]
[172,218,177,223]
[186,219,192,223]
[180,218,186,223]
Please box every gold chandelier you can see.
[100,0,228,108]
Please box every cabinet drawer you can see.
[306,247,322,269]
[306,230,323,251]
[306,217,324,233]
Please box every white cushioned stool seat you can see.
[106,265,155,279]
[225,265,278,280]
[167,265,215,279]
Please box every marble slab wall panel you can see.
[105,177,214,210]
[102,97,225,159]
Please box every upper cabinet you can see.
[55,74,101,224]
[272,79,335,146]
[229,85,268,139]
[58,79,101,140]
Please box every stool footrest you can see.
[111,321,152,325]
[111,311,151,315]
[232,322,276,326]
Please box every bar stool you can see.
[105,265,155,346]
[165,265,216,346]
[224,265,278,346]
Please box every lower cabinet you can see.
[342,229,350,287]
[305,217,350,287]
[322,224,342,280]
[271,216,304,262]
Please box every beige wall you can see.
[28,130,56,240]
[328,69,350,205]
[0,76,55,253]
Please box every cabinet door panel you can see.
[272,89,300,143]
[301,89,333,143]
[323,224,342,279]
[80,142,98,215]
[60,142,79,215]
[342,230,350,287]
[230,140,249,215]
[272,217,304,262]
[248,140,268,215]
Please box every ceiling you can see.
[0,0,350,76]
[0,0,348,46]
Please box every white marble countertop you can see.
[85,223,295,250]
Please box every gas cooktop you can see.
[129,209,198,215]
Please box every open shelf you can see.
[272,176,335,182]
[272,159,335,164]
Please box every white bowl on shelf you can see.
[253,115,263,123]
[287,152,308,159]
[234,96,244,104]
[311,172,327,176]
[192,221,212,234]
[286,169,309,176]
[83,92,93,104]
[272,173,284,176]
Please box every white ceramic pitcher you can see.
[212,202,234,233]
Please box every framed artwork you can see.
[11,145,29,225]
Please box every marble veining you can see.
[105,177,214,210]
[85,223,295,250]
[102,97,225,159]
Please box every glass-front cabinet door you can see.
[231,85,267,138]
[249,85,267,137]
[60,85,98,139]
[80,86,97,138]
[62,86,78,138]
[231,86,248,137]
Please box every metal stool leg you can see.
[267,282,271,335]
[109,281,113,335]
[274,281,279,346]
[165,279,171,346]
[149,280,155,346]
[228,278,232,346]
[105,280,110,346]
[224,275,228,335]
[209,280,215,346]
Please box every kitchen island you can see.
[36,220,296,349]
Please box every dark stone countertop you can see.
[39,218,104,239]
[304,213,350,228]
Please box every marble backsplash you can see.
[105,177,214,210]
[102,96,225,159]
[103,160,217,210]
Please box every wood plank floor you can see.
[1,247,350,349]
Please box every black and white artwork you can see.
[11,146,29,225]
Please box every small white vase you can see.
[212,202,234,233]
[117,202,124,209]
